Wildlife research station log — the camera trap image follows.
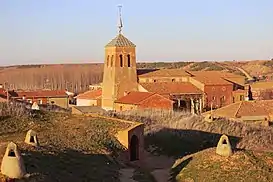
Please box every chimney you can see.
[124,91,129,96]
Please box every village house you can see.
[138,68,193,83]
[232,89,246,103]
[187,71,245,110]
[139,82,203,114]
[9,90,69,108]
[203,100,273,125]
[75,89,102,106]
[246,81,273,100]
[114,91,174,111]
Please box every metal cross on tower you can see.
[118,5,123,34]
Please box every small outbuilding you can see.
[1,142,26,179]
[216,134,233,157]
[24,130,39,147]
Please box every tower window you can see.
[107,55,110,67]
[111,55,114,67]
[120,54,123,67]
[127,55,131,67]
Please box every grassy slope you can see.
[173,148,273,182]
[0,111,131,182]
[108,110,273,181]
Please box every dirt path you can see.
[141,151,175,182]
[119,168,137,182]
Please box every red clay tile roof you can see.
[0,88,6,96]
[203,100,273,119]
[138,69,193,78]
[12,90,68,98]
[188,71,245,86]
[191,76,232,85]
[76,89,102,100]
[140,82,203,95]
[115,91,156,104]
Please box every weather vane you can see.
[117,5,123,34]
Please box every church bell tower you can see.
[101,6,138,110]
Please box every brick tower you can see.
[101,6,138,110]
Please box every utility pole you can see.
[4,82,9,104]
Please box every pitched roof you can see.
[188,71,245,86]
[11,90,68,98]
[204,100,273,119]
[75,89,102,100]
[115,91,155,104]
[250,81,273,90]
[73,106,105,114]
[188,71,242,77]
[191,76,233,85]
[140,82,203,95]
[105,34,136,47]
[0,88,6,97]
[138,69,193,78]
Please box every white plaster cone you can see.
[1,142,26,179]
[24,129,39,147]
[31,102,40,110]
[216,134,233,157]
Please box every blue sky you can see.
[0,0,273,66]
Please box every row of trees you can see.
[0,64,103,93]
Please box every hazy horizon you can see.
[1,0,273,66]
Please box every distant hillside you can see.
[1,60,273,92]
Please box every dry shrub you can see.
[106,109,273,152]
[0,102,29,117]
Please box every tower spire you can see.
[118,5,123,34]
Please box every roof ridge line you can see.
[135,92,156,104]
[234,101,244,118]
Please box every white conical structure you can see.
[1,142,26,179]
[216,134,233,157]
[31,102,39,110]
[24,129,39,147]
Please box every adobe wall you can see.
[114,103,138,112]
[205,84,233,109]
[86,114,144,162]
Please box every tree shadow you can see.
[169,157,193,182]
[20,147,121,182]
[145,127,241,158]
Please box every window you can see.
[172,79,175,82]
[153,79,157,82]
[27,99,32,103]
[111,55,114,67]
[212,96,216,100]
[120,106,123,111]
[127,55,131,67]
[240,95,244,101]
[107,55,110,67]
[233,97,235,103]
[222,86,226,91]
[222,96,226,101]
[38,100,42,104]
[119,54,123,67]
